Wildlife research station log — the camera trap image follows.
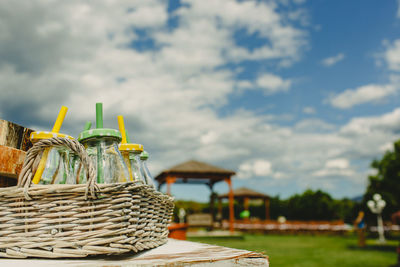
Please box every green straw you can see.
[96,103,103,128]
[96,143,104,183]
[84,121,92,131]
[96,103,104,183]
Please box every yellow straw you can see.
[117,115,133,181]
[32,106,68,184]
[117,115,127,144]
[52,106,68,133]
[32,149,50,184]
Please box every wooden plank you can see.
[0,145,26,179]
[0,239,268,266]
[0,119,34,151]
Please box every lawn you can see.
[188,234,398,267]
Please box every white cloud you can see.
[254,160,273,176]
[237,73,291,95]
[313,158,355,177]
[237,163,254,179]
[327,84,397,109]
[236,80,253,90]
[382,39,400,72]
[328,41,400,112]
[152,0,308,69]
[340,108,400,136]
[321,53,345,67]
[397,0,400,18]
[1,0,399,200]
[0,0,308,163]
[257,73,291,94]
[237,159,272,179]
[379,142,393,152]
[200,131,218,145]
[325,158,349,169]
[303,106,316,114]
[272,172,288,179]
[294,119,336,133]
[288,9,310,27]
[312,168,355,177]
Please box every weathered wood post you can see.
[0,119,33,186]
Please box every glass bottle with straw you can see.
[140,151,156,189]
[71,121,92,184]
[77,103,129,183]
[30,106,75,184]
[117,115,146,183]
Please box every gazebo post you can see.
[243,197,249,222]
[225,178,234,233]
[166,176,176,195]
[218,197,222,225]
[244,197,249,211]
[208,183,215,230]
[265,197,270,220]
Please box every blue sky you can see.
[225,0,399,122]
[0,0,400,202]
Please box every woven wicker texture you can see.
[0,137,174,258]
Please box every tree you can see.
[333,198,358,223]
[364,140,400,220]
[286,189,337,221]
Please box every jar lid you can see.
[30,131,74,142]
[119,143,144,152]
[78,128,122,142]
[78,103,122,142]
[140,151,149,160]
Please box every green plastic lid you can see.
[140,151,149,160]
[78,128,121,141]
[78,103,122,142]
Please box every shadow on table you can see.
[84,250,148,261]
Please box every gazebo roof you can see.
[155,160,235,186]
[218,187,270,199]
[161,160,235,174]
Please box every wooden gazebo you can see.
[218,187,270,220]
[155,160,236,232]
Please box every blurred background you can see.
[0,1,400,266]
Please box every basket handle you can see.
[17,137,98,200]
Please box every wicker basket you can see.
[0,137,174,258]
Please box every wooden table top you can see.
[0,238,268,266]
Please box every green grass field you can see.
[188,234,398,266]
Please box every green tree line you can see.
[174,189,358,223]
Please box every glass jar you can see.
[30,131,75,184]
[70,152,84,184]
[119,143,145,183]
[139,150,156,188]
[78,129,130,183]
